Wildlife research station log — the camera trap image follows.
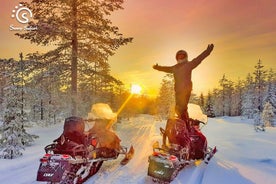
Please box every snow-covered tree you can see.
[231,78,243,116]
[252,60,267,126]
[262,102,275,127]
[0,58,38,159]
[156,74,175,119]
[205,91,215,117]
[263,69,276,115]
[0,80,35,159]
[0,85,25,159]
[242,73,256,119]
[253,60,267,111]
[0,59,7,113]
[212,88,222,116]
[219,74,234,116]
[219,74,227,116]
[199,93,205,110]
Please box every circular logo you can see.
[11,4,33,24]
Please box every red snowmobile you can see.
[36,116,134,184]
[148,117,217,183]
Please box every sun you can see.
[131,84,142,95]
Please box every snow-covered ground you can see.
[0,115,276,184]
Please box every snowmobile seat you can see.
[47,117,89,157]
[62,116,86,145]
[164,118,190,146]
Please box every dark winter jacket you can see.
[153,48,212,93]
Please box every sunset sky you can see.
[1,0,275,97]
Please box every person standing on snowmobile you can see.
[153,44,214,120]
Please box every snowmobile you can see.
[36,116,134,184]
[148,117,217,183]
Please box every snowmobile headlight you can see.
[40,153,52,163]
[61,154,70,159]
[169,155,177,162]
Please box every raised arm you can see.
[153,64,174,73]
[190,44,214,69]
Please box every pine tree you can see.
[262,102,275,127]
[219,74,234,116]
[16,0,132,115]
[212,88,222,116]
[156,74,175,119]
[0,59,7,113]
[242,73,255,119]
[263,69,276,114]
[205,91,215,117]
[199,93,205,109]
[232,78,243,116]
[0,85,25,159]
[219,74,227,116]
[0,58,38,159]
[253,60,267,127]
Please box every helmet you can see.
[175,50,188,60]
[88,103,117,120]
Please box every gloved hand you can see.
[207,44,214,53]
[152,63,159,69]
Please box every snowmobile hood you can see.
[188,103,208,124]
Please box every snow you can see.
[1,115,276,184]
[0,123,63,184]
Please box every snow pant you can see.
[175,86,192,120]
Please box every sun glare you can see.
[131,84,142,95]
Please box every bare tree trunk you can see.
[40,99,44,120]
[71,0,78,116]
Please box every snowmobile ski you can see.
[204,146,217,164]
[120,145,135,165]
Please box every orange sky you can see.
[1,0,276,97]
